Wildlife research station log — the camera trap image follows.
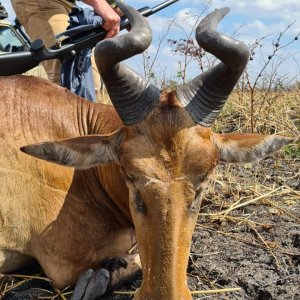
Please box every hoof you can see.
[71,268,110,300]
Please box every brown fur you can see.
[0,76,132,287]
[0,76,291,299]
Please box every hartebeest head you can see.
[22,1,292,299]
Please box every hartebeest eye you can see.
[133,190,148,215]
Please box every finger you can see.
[105,30,114,39]
[103,20,120,32]
[105,28,117,39]
[104,23,120,38]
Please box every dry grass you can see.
[216,89,300,138]
[96,87,112,105]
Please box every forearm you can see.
[81,0,115,16]
[81,0,115,5]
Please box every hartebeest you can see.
[0,1,292,300]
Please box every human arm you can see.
[81,0,123,38]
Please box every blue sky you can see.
[2,0,300,84]
[127,0,300,85]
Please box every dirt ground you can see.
[188,158,300,300]
[1,152,299,300]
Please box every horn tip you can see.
[218,7,230,14]
[210,6,231,20]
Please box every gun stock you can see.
[0,52,38,75]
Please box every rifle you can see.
[0,0,179,76]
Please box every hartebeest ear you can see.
[212,133,293,163]
[20,128,125,169]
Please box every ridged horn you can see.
[94,0,160,125]
[176,7,250,127]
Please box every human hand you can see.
[100,4,122,38]
[82,0,123,38]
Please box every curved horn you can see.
[94,0,160,125]
[176,8,250,127]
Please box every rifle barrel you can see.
[150,0,180,15]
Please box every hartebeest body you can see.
[0,2,292,300]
